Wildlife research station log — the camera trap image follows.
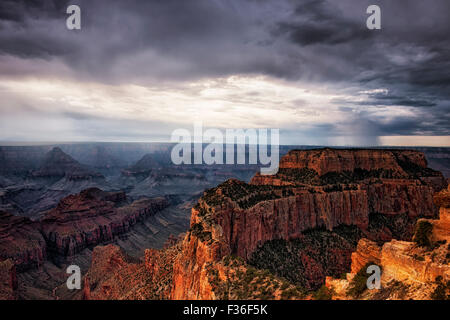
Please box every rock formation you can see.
[275,148,428,176]
[0,187,169,272]
[167,149,445,297]
[82,243,186,300]
[32,147,104,181]
[122,153,170,177]
[41,188,169,256]
[350,238,382,274]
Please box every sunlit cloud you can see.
[0,75,355,128]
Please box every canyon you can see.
[80,148,448,299]
[0,145,449,300]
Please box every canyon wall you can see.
[275,148,427,176]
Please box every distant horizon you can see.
[1,140,449,148]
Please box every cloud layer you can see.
[0,0,449,145]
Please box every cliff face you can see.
[208,183,437,260]
[171,212,230,300]
[428,186,450,243]
[275,148,427,176]
[41,188,169,256]
[0,211,46,271]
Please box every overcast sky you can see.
[0,0,449,146]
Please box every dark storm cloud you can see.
[0,0,449,139]
[274,0,450,136]
[276,0,374,46]
[0,0,291,81]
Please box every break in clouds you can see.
[0,0,449,145]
